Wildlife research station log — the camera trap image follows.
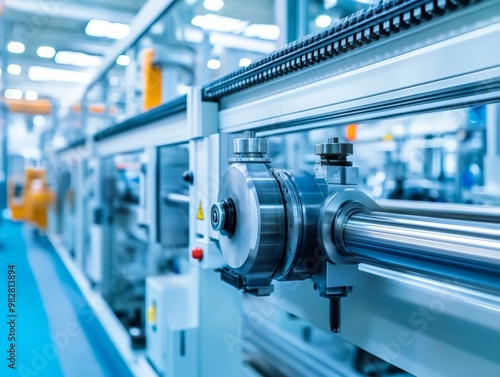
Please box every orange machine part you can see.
[143,48,162,111]
[345,124,358,142]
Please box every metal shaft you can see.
[377,199,500,224]
[343,211,500,293]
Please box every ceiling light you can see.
[7,64,22,75]
[85,19,111,37]
[7,41,25,54]
[37,46,56,58]
[239,58,252,67]
[33,116,46,127]
[191,14,248,33]
[203,0,224,11]
[29,66,91,83]
[325,0,338,8]
[25,91,38,101]
[315,15,332,28]
[85,19,130,40]
[116,55,130,66]
[107,23,131,40]
[207,59,221,70]
[55,51,102,67]
[184,28,204,43]
[4,89,23,100]
[243,24,280,41]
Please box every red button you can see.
[191,247,203,260]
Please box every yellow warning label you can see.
[147,303,156,324]
[196,201,204,220]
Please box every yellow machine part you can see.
[8,178,25,221]
[143,48,162,111]
[8,168,53,230]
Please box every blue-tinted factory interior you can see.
[0,1,499,376]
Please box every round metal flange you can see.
[314,142,353,156]
[217,163,286,278]
[230,131,271,163]
[271,169,326,281]
[318,188,381,265]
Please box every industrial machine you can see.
[42,0,500,376]
[212,130,500,333]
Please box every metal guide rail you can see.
[93,95,187,142]
[56,138,87,154]
[202,0,481,101]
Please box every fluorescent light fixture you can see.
[85,19,130,40]
[207,59,221,70]
[55,51,102,67]
[7,64,22,76]
[107,23,131,40]
[325,0,338,8]
[85,19,110,37]
[192,14,248,33]
[4,89,23,100]
[29,66,91,83]
[116,55,130,66]
[7,41,25,54]
[356,0,378,4]
[37,46,56,58]
[184,28,204,43]
[204,0,224,11]
[33,116,46,127]
[239,58,252,67]
[243,24,280,41]
[209,32,276,54]
[25,90,38,101]
[315,15,332,28]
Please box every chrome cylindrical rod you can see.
[377,199,500,224]
[342,211,500,292]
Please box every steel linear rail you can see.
[93,95,187,142]
[202,0,481,101]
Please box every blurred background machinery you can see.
[1,1,500,377]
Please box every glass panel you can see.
[268,105,492,205]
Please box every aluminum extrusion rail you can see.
[343,211,500,293]
[93,95,187,142]
[202,0,481,101]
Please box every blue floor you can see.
[0,220,133,377]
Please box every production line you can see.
[1,0,500,376]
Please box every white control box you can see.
[146,270,199,376]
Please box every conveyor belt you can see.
[93,94,187,142]
[202,0,481,101]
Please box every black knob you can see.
[182,170,194,185]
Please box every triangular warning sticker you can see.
[196,201,204,220]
